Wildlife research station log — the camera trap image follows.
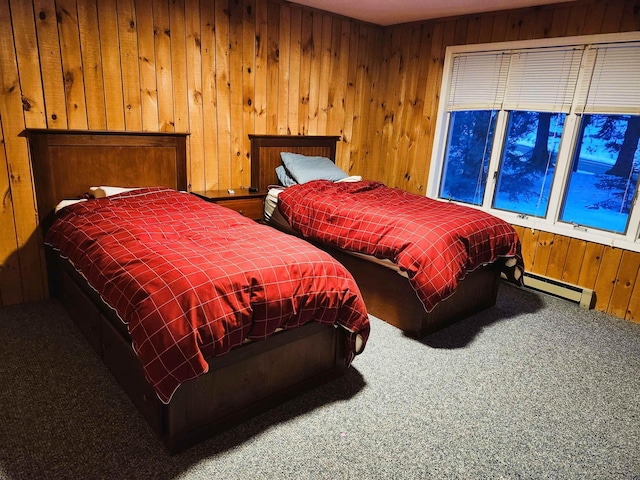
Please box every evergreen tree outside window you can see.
[440,110,497,205]
[493,111,565,217]
[560,114,640,234]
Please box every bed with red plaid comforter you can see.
[278,180,524,312]
[45,188,370,404]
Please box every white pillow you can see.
[90,186,142,198]
[55,198,86,213]
[280,152,348,184]
[336,175,362,183]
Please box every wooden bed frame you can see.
[249,134,501,338]
[26,129,351,454]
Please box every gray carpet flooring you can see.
[0,283,639,479]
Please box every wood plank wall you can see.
[0,0,381,306]
[1,0,639,326]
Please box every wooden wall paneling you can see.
[117,0,143,131]
[242,0,256,187]
[490,12,509,41]
[0,0,45,303]
[593,246,624,311]
[418,21,444,193]
[185,0,204,191]
[286,6,301,137]
[229,0,245,187]
[57,0,89,130]
[253,0,268,134]
[97,0,126,130]
[345,21,362,173]
[565,1,589,36]
[583,0,609,35]
[276,3,290,134]
[34,0,68,128]
[532,7,555,39]
[519,227,539,273]
[511,224,526,241]
[365,24,385,179]
[561,238,587,285]
[528,230,555,275]
[10,0,47,128]
[153,0,175,132]
[201,0,218,189]
[577,242,604,291]
[0,1,20,306]
[298,9,313,135]
[168,0,188,134]
[383,24,416,187]
[405,23,433,194]
[305,11,322,134]
[340,21,359,174]
[0,116,23,306]
[136,0,159,131]
[316,14,332,135]
[547,5,570,37]
[385,25,411,188]
[517,5,538,40]
[425,19,455,187]
[608,250,640,318]
[619,0,640,30]
[390,24,418,189]
[361,24,386,181]
[544,233,570,279]
[465,15,482,44]
[348,24,376,177]
[547,7,571,38]
[169,0,191,188]
[476,14,495,44]
[77,0,107,130]
[626,269,640,323]
[266,2,279,133]
[215,0,232,187]
[504,9,525,42]
[599,0,625,33]
[377,27,403,185]
[395,24,425,192]
[327,19,350,167]
[453,16,469,45]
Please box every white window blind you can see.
[575,42,640,115]
[502,47,584,113]
[447,52,509,111]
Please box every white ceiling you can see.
[289,0,576,26]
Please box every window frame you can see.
[428,32,640,253]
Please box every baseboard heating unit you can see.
[502,271,595,309]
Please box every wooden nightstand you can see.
[191,188,267,222]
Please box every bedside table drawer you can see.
[216,198,264,221]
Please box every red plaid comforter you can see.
[278,180,524,312]
[45,188,370,404]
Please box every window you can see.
[429,34,640,251]
[560,114,639,234]
[493,111,565,218]
[440,110,498,205]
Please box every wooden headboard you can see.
[25,129,188,232]
[249,135,340,191]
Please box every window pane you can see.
[560,114,640,234]
[492,111,565,217]
[439,110,498,205]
